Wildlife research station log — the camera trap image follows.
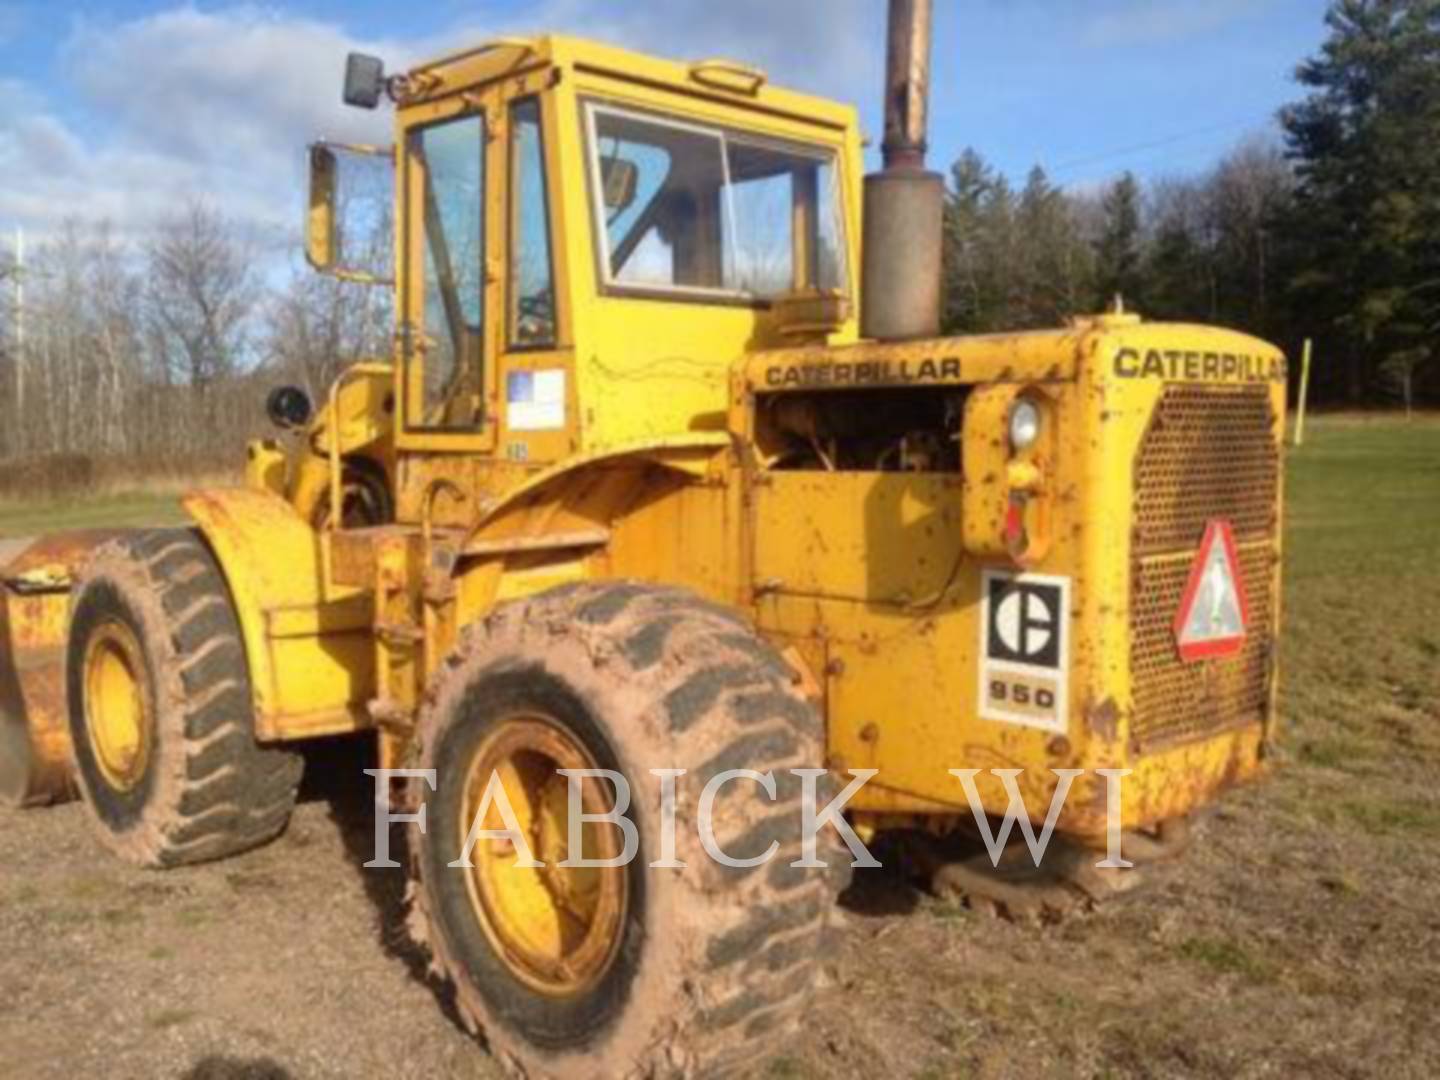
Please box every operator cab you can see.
[303,36,865,494]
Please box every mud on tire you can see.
[65,529,303,867]
[408,582,852,1078]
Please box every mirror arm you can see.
[313,139,395,161]
[329,269,396,287]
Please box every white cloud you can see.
[1,2,876,244]
[537,0,878,101]
[65,7,403,168]
[1,6,395,242]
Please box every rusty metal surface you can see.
[1130,386,1279,750]
[0,530,119,807]
[0,584,78,807]
[0,530,122,582]
[881,0,934,170]
[860,169,944,341]
[863,0,941,341]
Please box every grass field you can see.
[0,490,186,538]
[0,415,1436,1078]
[1281,418,1440,830]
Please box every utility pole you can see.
[13,226,23,421]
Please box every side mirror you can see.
[266,386,314,430]
[343,53,386,109]
[305,140,395,285]
[306,144,338,272]
[601,157,639,214]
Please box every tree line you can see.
[942,140,1292,340]
[0,204,391,473]
[0,0,1433,481]
[944,0,1440,412]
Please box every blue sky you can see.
[0,1,1332,240]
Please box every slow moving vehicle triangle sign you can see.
[1174,519,1250,662]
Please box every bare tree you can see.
[146,202,261,449]
[266,266,392,401]
[0,241,15,460]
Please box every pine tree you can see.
[976,173,1019,329]
[1017,166,1094,326]
[1094,172,1145,311]
[942,149,998,332]
[1144,180,1213,322]
[1281,0,1440,401]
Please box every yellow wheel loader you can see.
[0,2,1286,1074]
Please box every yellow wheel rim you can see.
[83,620,152,792]
[459,715,628,998]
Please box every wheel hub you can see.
[458,715,628,998]
[83,620,152,792]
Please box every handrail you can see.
[420,477,471,549]
[688,58,768,96]
[325,362,393,530]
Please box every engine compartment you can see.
[755,387,969,473]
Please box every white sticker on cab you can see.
[507,369,566,431]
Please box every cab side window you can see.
[510,98,557,348]
[584,103,848,301]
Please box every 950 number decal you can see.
[988,677,1057,711]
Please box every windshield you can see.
[584,103,847,301]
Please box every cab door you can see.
[396,87,501,455]
[395,76,576,475]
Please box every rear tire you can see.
[408,582,851,1078]
[65,529,303,867]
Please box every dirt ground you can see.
[2,417,1437,1079]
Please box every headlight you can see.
[1009,399,1042,451]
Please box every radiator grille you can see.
[1130,384,1279,750]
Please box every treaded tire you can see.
[408,582,852,1079]
[65,528,303,867]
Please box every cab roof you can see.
[403,33,859,135]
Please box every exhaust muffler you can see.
[861,0,945,342]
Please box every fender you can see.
[183,488,375,741]
[454,433,736,610]
[464,432,733,551]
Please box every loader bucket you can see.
[0,531,120,808]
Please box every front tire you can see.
[409,583,850,1078]
[65,529,304,867]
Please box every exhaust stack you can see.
[861,0,944,341]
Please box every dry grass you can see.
[0,452,239,501]
[0,462,237,538]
